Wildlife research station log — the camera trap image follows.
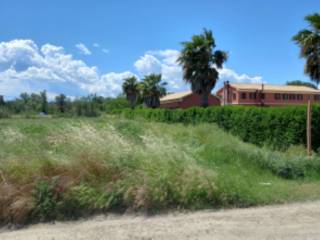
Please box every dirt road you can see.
[1,201,320,240]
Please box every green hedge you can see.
[119,106,320,151]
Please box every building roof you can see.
[228,83,320,94]
[160,90,193,103]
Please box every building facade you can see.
[216,82,320,106]
[160,90,221,109]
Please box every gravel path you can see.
[1,201,320,240]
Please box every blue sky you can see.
[0,0,319,99]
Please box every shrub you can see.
[33,178,63,221]
[0,107,11,119]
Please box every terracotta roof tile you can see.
[229,83,320,94]
[160,90,193,102]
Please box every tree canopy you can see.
[122,76,140,109]
[293,13,320,84]
[141,74,167,108]
[178,28,227,107]
[286,80,318,89]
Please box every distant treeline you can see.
[0,91,132,118]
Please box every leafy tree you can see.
[19,92,31,112]
[178,29,228,107]
[286,80,318,89]
[40,90,48,114]
[0,95,5,106]
[105,97,131,113]
[91,94,106,111]
[122,76,140,109]
[55,94,68,113]
[141,74,167,108]
[293,13,320,84]
[72,95,101,117]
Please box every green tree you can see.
[91,94,106,111]
[55,94,67,113]
[293,13,320,84]
[141,74,167,108]
[40,90,48,114]
[19,92,31,112]
[0,95,5,106]
[122,76,140,109]
[105,97,130,113]
[178,29,228,107]
[286,80,318,89]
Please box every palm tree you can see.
[293,13,320,84]
[178,29,228,107]
[122,76,140,109]
[141,74,167,108]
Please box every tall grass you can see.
[1,116,320,224]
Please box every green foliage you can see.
[33,178,63,221]
[286,80,318,89]
[0,95,5,106]
[178,28,228,107]
[141,74,167,108]
[55,94,69,113]
[120,105,320,151]
[122,76,140,109]
[114,120,144,143]
[105,97,131,113]
[4,91,125,117]
[72,96,101,117]
[0,107,11,118]
[40,90,48,114]
[293,13,320,84]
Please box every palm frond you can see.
[293,13,320,84]
[178,28,227,99]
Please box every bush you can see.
[119,105,320,151]
[33,178,63,221]
[105,97,131,113]
[0,107,11,118]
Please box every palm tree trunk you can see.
[128,95,136,109]
[201,92,209,108]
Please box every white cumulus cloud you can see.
[134,50,185,91]
[0,39,135,99]
[218,67,264,84]
[134,54,162,75]
[75,43,92,55]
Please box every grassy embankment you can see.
[1,116,320,224]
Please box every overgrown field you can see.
[1,116,320,225]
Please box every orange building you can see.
[216,82,320,106]
[160,90,220,109]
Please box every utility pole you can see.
[307,99,312,156]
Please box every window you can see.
[241,92,246,99]
[260,93,265,99]
[297,94,303,100]
[249,92,257,99]
[314,95,320,101]
[274,93,281,100]
[289,94,296,100]
[233,93,236,100]
[282,94,289,100]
